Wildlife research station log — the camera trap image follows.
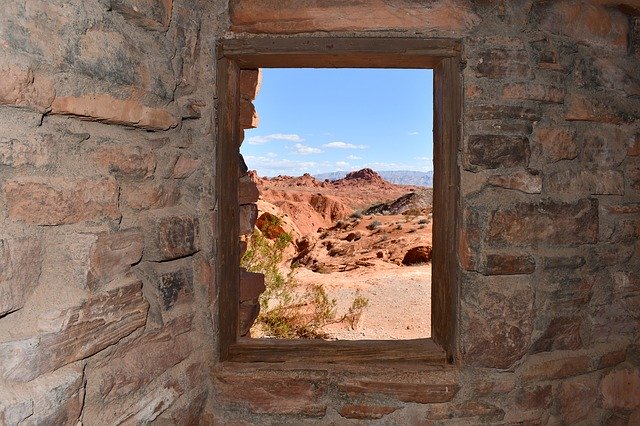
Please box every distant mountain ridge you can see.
[315,170,433,187]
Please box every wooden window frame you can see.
[216,37,461,365]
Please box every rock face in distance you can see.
[402,246,433,266]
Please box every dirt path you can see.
[295,263,432,340]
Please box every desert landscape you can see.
[243,168,434,340]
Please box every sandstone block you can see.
[467,135,530,169]
[549,276,594,314]
[516,384,552,411]
[532,127,578,162]
[543,255,585,270]
[487,199,598,247]
[600,368,640,410]
[575,56,640,96]
[51,94,179,131]
[427,401,504,421]
[598,349,627,369]
[86,321,192,403]
[239,174,259,205]
[0,65,55,113]
[122,182,180,211]
[216,375,327,416]
[138,259,194,312]
[474,49,531,79]
[0,136,51,168]
[546,169,624,196]
[240,99,258,129]
[239,299,260,337]
[0,238,44,316]
[531,316,582,353]
[467,104,540,122]
[144,212,199,262]
[521,355,590,382]
[87,230,145,291]
[541,2,628,50]
[0,280,148,382]
[581,127,628,167]
[462,276,534,368]
[240,69,262,101]
[558,376,597,424]
[482,253,535,275]
[240,204,258,236]
[240,268,265,302]
[502,83,565,103]
[487,171,542,194]
[170,154,201,179]
[156,389,208,425]
[339,381,459,404]
[112,382,183,424]
[5,177,120,225]
[565,94,635,124]
[628,134,640,156]
[93,144,157,178]
[339,405,397,420]
[628,165,640,191]
[230,0,480,34]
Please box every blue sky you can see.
[242,68,433,177]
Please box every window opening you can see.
[241,68,434,341]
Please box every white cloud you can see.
[246,133,304,145]
[322,141,368,149]
[294,143,322,155]
[266,152,278,158]
[414,156,432,162]
[244,155,318,175]
[347,155,362,160]
[408,131,420,136]
[335,161,350,168]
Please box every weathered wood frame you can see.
[216,37,461,364]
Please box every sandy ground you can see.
[295,263,432,340]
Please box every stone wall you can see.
[0,0,639,424]
[0,0,225,423]
[216,1,640,424]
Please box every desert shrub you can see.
[350,210,363,219]
[395,224,403,230]
[241,225,336,339]
[366,220,382,230]
[417,218,429,225]
[341,292,369,330]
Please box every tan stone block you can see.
[93,144,157,178]
[339,404,397,420]
[558,376,598,424]
[170,154,201,179]
[502,83,565,103]
[230,0,480,34]
[5,177,120,225]
[487,171,542,194]
[216,375,327,416]
[0,279,148,382]
[143,211,199,262]
[520,355,591,382]
[601,368,640,410]
[546,169,624,196]
[121,182,180,211]
[240,69,262,101]
[0,238,43,316]
[51,93,179,131]
[532,127,578,163]
[487,199,598,247]
[240,99,258,129]
[0,65,55,113]
[542,2,628,50]
[339,380,459,404]
[85,318,192,403]
[87,230,145,291]
[565,94,635,124]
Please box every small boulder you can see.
[402,246,433,266]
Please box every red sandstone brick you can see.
[240,99,258,129]
[5,178,120,225]
[0,237,43,316]
[339,380,459,404]
[546,169,624,196]
[520,355,591,382]
[467,104,540,121]
[121,182,180,211]
[532,127,578,163]
[144,212,199,262]
[474,48,531,79]
[482,253,535,275]
[502,83,565,103]
[531,316,582,353]
[87,229,144,291]
[516,384,552,411]
[467,134,530,169]
[565,94,635,124]
[486,171,542,194]
[558,376,598,424]
[93,144,156,178]
[629,134,640,156]
[0,65,55,113]
[598,349,627,369]
[170,154,201,179]
[427,401,504,421]
[239,69,262,101]
[601,368,640,410]
[339,404,397,420]
[239,174,259,205]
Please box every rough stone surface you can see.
[467,135,530,169]
[0,65,55,112]
[487,171,542,194]
[487,199,599,247]
[558,376,597,424]
[482,253,535,275]
[0,238,44,316]
[0,280,148,382]
[87,230,145,291]
[144,212,199,262]
[5,178,121,225]
[601,368,640,410]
